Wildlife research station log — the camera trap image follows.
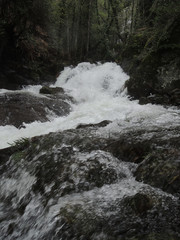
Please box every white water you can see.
[0,62,180,149]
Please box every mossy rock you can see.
[11,151,25,162]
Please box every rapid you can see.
[0,62,180,239]
[0,62,179,149]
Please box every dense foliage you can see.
[0,0,132,64]
[0,0,179,83]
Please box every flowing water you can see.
[0,62,180,149]
[0,62,180,239]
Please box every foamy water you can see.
[0,62,180,149]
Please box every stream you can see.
[0,62,180,239]
[0,62,179,149]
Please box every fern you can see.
[8,137,30,150]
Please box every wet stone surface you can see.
[0,123,180,239]
[0,91,72,127]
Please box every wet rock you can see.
[157,60,180,91]
[39,86,65,95]
[123,193,153,215]
[0,147,16,175]
[121,232,180,240]
[139,94,169,105]
[39,85,74,103]
[135,149,180,196]
[105,139,150,163]
[0,92,72,127]
[139,89,180,106]
[0,124,180,239]
[23,147,127,197]
[121,39,180,106]
[170,88,180,106]
[76,120,112,129]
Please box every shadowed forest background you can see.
[0,0,180,104]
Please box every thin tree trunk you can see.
[66,18,70,59]
[109,0,124,43]
[130,0,135,33]
[86,0,92,54]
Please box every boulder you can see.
[0,91,72,127]
[135,149,180,196]
[122,193,153,215]
[76,120,112,129]
[39,86,65,95]
[0,122,180,239]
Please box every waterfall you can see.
[0,62,179,149]
[0,62,180,239]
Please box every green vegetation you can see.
[8,137,30,151]
[1,0,179,63]
[0,0,131,66]
[0,0,179,93]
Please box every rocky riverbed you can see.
[0,120,180,240]
[0,62,180,240]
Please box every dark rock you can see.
[0,122,180,239]
[121,31,180,106]
[0,70,37,90]
[39,86,65,95]
[139,89,180,106]
[20,142,127,198]
[157,60,180,91]
[105,139,150,163]
[0,147,16,175]
[0,60,61,90]
[170,88,180,106]
[124,193,153,215]
[0,92,72,127]
[139,94,170,105]
[0,66,49,90]
[135,149,180,196]
[121,232,180,240]
[76,120,112,129]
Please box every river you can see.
[0,62,180,239]
[0,62,179,149]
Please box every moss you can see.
[120,0,180,104]
[11,151,25,162]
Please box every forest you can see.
[0,0,179,104]
[0,0,133,69]
[0,1,178,67]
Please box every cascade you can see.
[0,62,179,149]
[0,62,180,239]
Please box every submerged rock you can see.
[0,91,72,127]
